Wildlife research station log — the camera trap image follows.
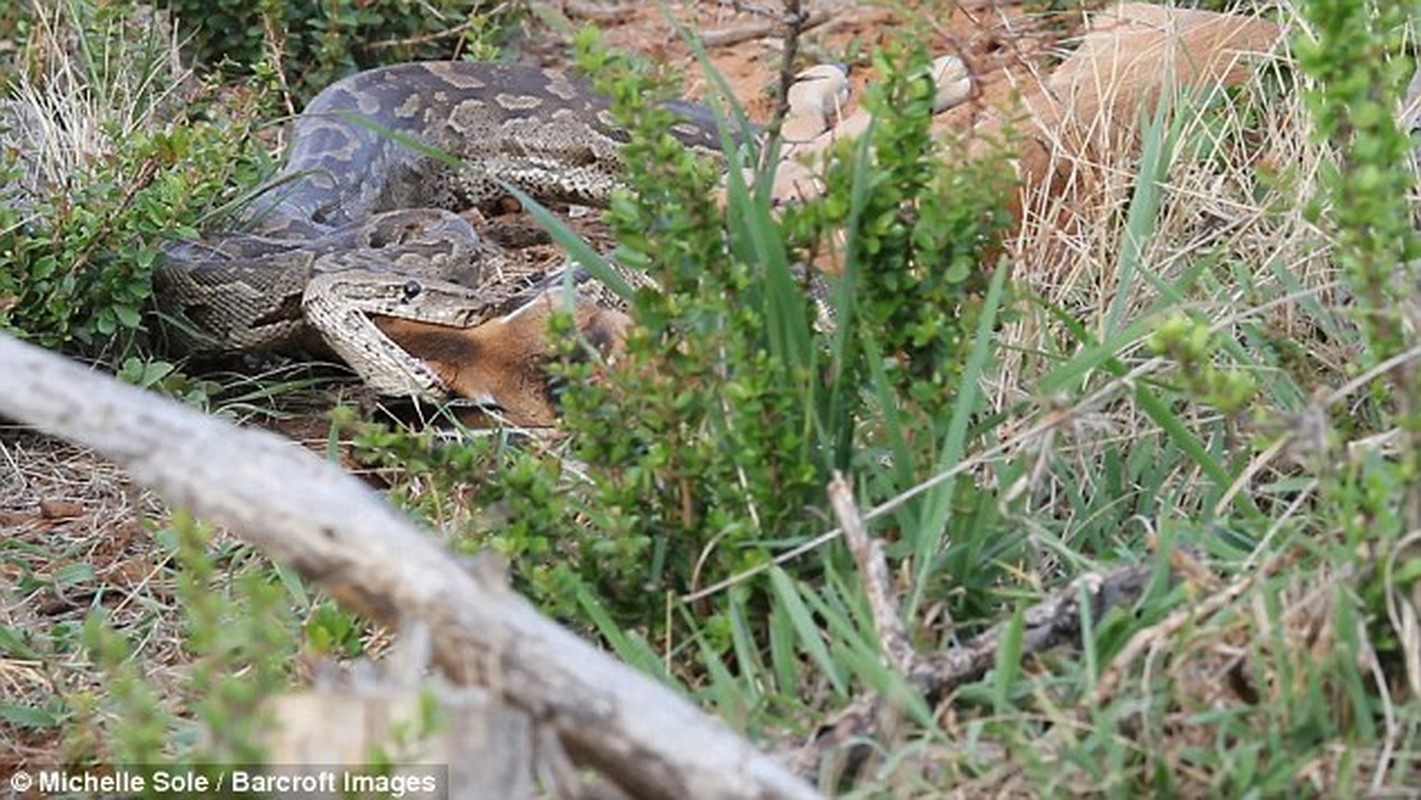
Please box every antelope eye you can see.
[402,280,422,300]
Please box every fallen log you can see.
[0,332,820,800]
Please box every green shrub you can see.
[1296,0,1420,367]
[343,35,1015,663]
[0,0,267,356]
[1295,0,1421,675]
[72,517,300,765]
[161,0,511,102]
[0,126,258,354]
[783,45,1015,444]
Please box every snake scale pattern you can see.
[155,62,727,422]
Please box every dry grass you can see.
[0,428,185,768]
[3,2,189,198]
[983,26,1345,531]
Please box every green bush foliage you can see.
[345,36,1015,657]
[0,125,258,354]
[1297,0,1420,365]
[73,517,297,766]
[0,0,267,356]
[161,0,508,101]
[1295,0,1421,666]
[784,47,1014,420]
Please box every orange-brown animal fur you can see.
[374,298,629,426]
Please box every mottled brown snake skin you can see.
[153,62,725,413]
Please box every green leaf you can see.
[992,606,1025,715]
[113,303,141,328]
[767,567,845,696]
[53,562,95,589]
[0,625,39,659]
[0,704,62,729]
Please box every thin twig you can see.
[704,10,829,49]
[828,472,916,676]
[257,5,296,119]
[366,17,480,51]
[763,0,807,144]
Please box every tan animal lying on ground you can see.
[775,4,1283,238]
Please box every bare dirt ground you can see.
[0,0,1082,772]
[550,1,1074,141]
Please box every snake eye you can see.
[402,280,422,300]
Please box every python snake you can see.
[154,62,726,415]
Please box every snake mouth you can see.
[446,393,504,414]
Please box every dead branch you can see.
[828,472,915,675]
[788,560,1158,780]
[0,333,820,800]
[762,0,809,144]
[914,563,1155,695]
[703,10,829,49]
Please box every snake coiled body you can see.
[154,62,724,373]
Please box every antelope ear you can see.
[577,307,633,363]
[493,291,632,366]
